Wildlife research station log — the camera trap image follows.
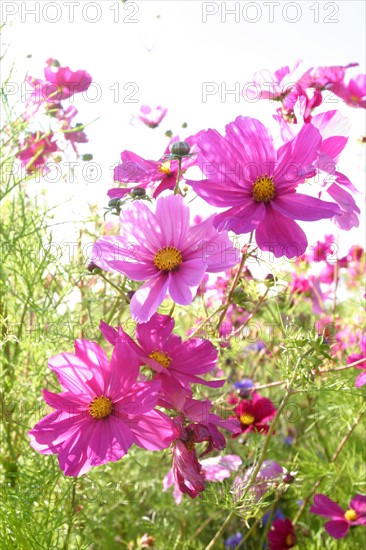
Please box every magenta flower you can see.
[17,132,58,173]
[310,493,366,538]
[136,105,168,128]
[99,314,224,391]
[110,134,199,199]
[92,194,239,322]
[233,392,277,435]
[267,518,296,549]
[187,116,340,258]
[347,334,366,387]
[28,333,177,476]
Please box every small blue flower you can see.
[233,378,254,398]
[225,532,243,548]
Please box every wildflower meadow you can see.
[1,2,365,549]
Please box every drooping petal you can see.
[255,207,308,258]
[168,259,207,304]
[213,202,266,234]
[86,418,134,466]
[130,274,169,323]
[324,520,350,539]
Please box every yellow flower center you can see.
[153,246,183,272]
[285,534,294,547]
[252,175,275,202]
[89,396,113,419]
[158,161,172,175]
[149,349,172,368]
[240,413,255,425]
[344,509,357,521]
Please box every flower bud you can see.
[170,141,190,157]
[131,187,146,197]
[108,198,121,208]
[87,261,102,273]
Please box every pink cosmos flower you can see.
[110,134,199,199]
[28,333,177,476]
[136,105,168,128]
[17,132,58,172]
[92,194,239,323]
[267,518,296,550]
[100,314,224,391]
[163,454,242,504]
[187,116,340,258]
[232,392,277,435]
[347,334,366,387]
[310,493,366,538]
[289,273,327,314]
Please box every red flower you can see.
[233,392,277,435]
[267,518,296,550]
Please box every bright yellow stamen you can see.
[344,509,357,521]
[252,174,275,203]
[89,396,113,419]
[149,349,172,368]
[240,413,255,425]
[158,161,171,175]
[153,246,183,272]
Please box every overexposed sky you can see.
[2,0,365,257]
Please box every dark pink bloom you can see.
[267,518,296,550]
[100,314,224,391]
[110,134,199,199]
[28,334,177,476]
[136,105,167,128]
[310,493,366,538]
[289,273,328,314]
[92,194,239,323]
[17,132,58,172]
[347,335,366,387]
[233,392,277,435]
[187,116,340,258]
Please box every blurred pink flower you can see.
[347,334,366,387]
[136,105,167,128]
[267,518,296,549]
[16,132,58,173]
[334,74,366,108]
[232,460,283,502]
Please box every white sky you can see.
[1,0,365,260]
